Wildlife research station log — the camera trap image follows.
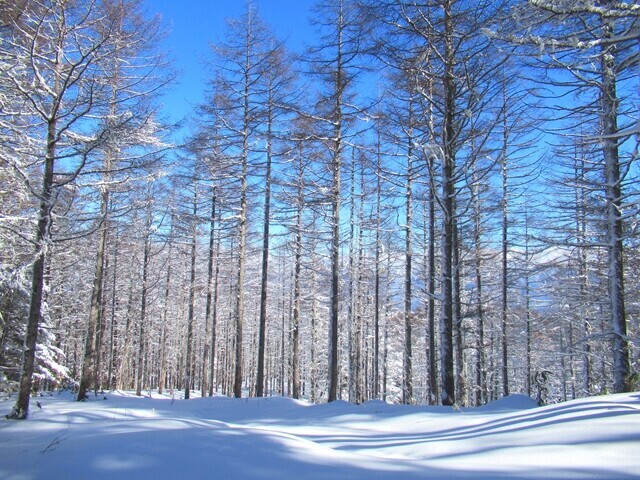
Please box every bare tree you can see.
[207,5,275,398]
[77,0,169,402]
[500,0,639,394]
[2,0,150,419]
[307,0,368,402]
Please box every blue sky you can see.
[145,0,317,125]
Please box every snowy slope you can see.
[1,390,639,479]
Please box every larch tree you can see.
[255,39,297,398]
[77,0,170,402]
[307,0,368,402]
[135,188,156,397]
[362,0,513,404]
[380,73,422,404]
[500,0,639,394]
[207,4,275,398]
[1,0,145,419]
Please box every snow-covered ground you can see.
[1,390,639,479]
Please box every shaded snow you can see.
[1,390,639,479]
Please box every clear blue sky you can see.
[145,0,317,125]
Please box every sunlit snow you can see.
[1,391,639,479]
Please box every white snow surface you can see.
[1,390,639,479]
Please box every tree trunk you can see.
[185,187,198,400]
[403,107,414,405]
[158,219,174,395]
[347,156,357,402]
[291,161,303,399]
[327,0,345,403]
[453,216,465,404]
[524,211,532,398]
[107,227,119,390]
[233,150,247,399]
[209,232,221,397]
[373,125,382,400]
[310,227,319,403]
[78,190,109,401]
[575,146,592,396]
[439,0,456,406]
[355,160,365,403]
[256,102,274,397]
[136,204,153,397]
[8,117,56,419]
[501,147,510,398]
[202,187,217,398]
[601,19,629,394]
[117,252,137,389]
[469,152,485,406]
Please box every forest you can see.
[1,0,638,420]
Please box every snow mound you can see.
[475,393,539,412]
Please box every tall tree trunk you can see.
[327,0,345,403]
[202,187,218,397]
[291,159,303,399]
[233,155,247,399]
[256,101,274,397]
[94,248,108,392]
[117,252,137,389]
[355,160,365,403]
[500,107,510,398]
[77,14,123,399]
[575,144,592,396]
[107,226,119,390]
[185,186,198,400]
[425,69,438,405]
[209,232,221,397]
[202,187,217,397]
[439,0,456,406]
[348,155,356,402]
[280,265,287,395]
[373,124,382,400]
[427,184,438,404]
[158,218,175,395]
[8,116,56,419]
[310,224,319,403]
[136,203,153,397]
[382,236,393,402]
[524,210,532,398]
[453,215,464,404]
[403,104,414,405]
[470,153,485,406]
[601,19,629,394]
[78,189,109,401]
[233,17,254,399]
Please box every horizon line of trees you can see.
[1,0,638,419]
